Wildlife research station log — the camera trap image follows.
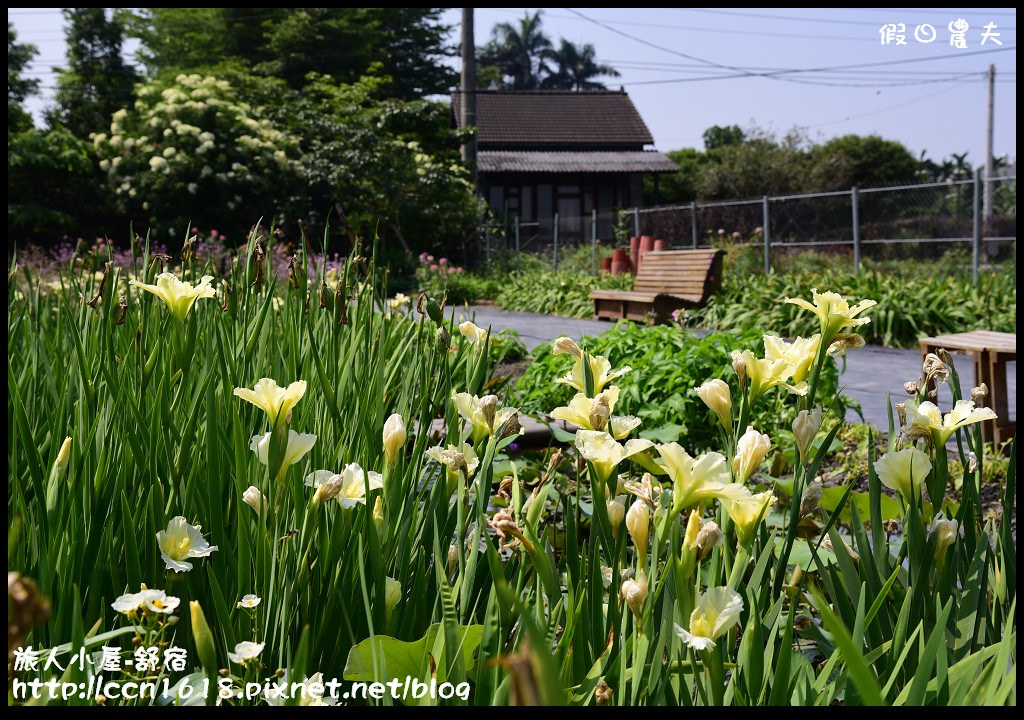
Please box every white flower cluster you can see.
[91,73,298,207]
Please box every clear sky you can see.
[10,7,1017,167]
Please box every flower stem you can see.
[727,545,750,589]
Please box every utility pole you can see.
[460,8,477,181]
[982,63,995,220]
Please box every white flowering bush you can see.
[92,73,298,236]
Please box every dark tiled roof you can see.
[478,150,678,174]
[452,90,654,149]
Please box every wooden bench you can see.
[919,330,1016,446]
[590,249,724,323]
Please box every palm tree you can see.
[479,10,553,90]
[543,39,620,90]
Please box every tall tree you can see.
[808,134,919,190]
[259,9,455,97]
[479,10,554,90]
[129,9,455,100]
[8,23,39,131]
[47,8,140,138]
[703,125,745,151]
[542,40,619,90]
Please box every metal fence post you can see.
[591,208,598,275]
[514,215,520,273]
[633,207,640,237]
[851,186,860,274]
[690,200,698,248]
[553,212,559,272]
[762,196,771,274]
[972,168,981,285]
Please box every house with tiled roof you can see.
[451,89,677,243]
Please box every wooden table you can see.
[919,331,1016,446]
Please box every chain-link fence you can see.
[477,174,1016,282]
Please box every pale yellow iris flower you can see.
[730,349,807,402]
[873,446,931,504]
[250,430,317,478]
[674,586,744,651]
[233,378,307,427]
[695,379,732,430]
[928,512,960,561]
[556,353,631,395]
[458,321,490,345]
[721,489,777,546]
[242,485,267,513]
[387,293,411,310]
[382,413,408,466]
[452,391,520,442]
[130,272,217,321]
[905,398,997,445]
[656,442,748,512]
[425,441,480,492]
[575,430,654,482]
[763,334,820,385]
[157,516,218,572]
[550,386,640,439]
[785,289,876,342]
[732,426,772,483]
[304,463,383,509]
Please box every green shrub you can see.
[514,323,847,451]
[415,253,501,305]
[693,267,1015,347]
[494,269,633,318]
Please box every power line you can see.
[620,70,985,88]
[564,8,1016,88]
[675,7,1016,30]
[807,79,980,128]
[604,58,1016,77]
[485,8,878,43]
[844,8,1018,18]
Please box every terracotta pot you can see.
[654,238,668,251]
[610,260,629,275]
[629,236,641,254]
[638,235,655,268]
[601,256,613,273]
[611,248,628,263]
[629,250,639,275]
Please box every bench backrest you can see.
[633,249,724,300]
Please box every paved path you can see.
[450,305,1016,431]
